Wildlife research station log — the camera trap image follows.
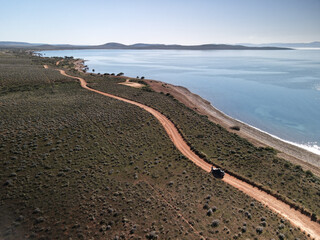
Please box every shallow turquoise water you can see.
[41,49,320,154]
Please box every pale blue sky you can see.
[1,0,319,45]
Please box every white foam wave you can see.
[209,103,320,156]
[235,118,320,156]
[292,142,320,155]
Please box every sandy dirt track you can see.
[119,79,144,88]
[56,68,320,239]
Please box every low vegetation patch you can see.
[0,51,311,239]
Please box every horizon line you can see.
[1,40,320,46]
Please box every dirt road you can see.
[56,69,320,239]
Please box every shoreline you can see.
[73,59,86,72]
[72,58,320,175]
[55,61,320,238]
[146,79,320,176]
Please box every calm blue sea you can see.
[41,49,320,155]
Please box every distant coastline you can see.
[1,41,291,51]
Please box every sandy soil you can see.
[119,79,144,88]
[52,67,320,239]
[73,59,86,72]
[146,80,320,176]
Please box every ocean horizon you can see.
[41,49,320,156]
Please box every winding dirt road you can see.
[56,68,320,239]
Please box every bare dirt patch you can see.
[119,79,144,88]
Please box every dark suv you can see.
[211,167,225,179]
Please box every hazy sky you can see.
[1,0,319,45]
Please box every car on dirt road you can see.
[211,166,225,179]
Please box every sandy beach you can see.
[73,59,86,72]
[146,79,320,176]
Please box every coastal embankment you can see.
[146,80,320,176]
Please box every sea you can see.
[41,49,320,155]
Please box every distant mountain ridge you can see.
[0,41,294,50]
[240,41,320,48]
[96,43,290,50]
[0,41,43,47]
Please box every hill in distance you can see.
[0,41,291,50]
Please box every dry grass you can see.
[0,51,310,239]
